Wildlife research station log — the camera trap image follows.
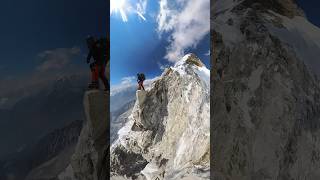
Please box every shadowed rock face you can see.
[70,90,109,180]
[110,145,148,178]
[110,54,210,180]
[212,0,320,179]
[237,0,304,18]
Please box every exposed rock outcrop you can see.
[69,90,109,180]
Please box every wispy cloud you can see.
[157,61,170,70]
[36,47,80,71]
[205,50,210,56]
[157,0,210,62]
[111,0,148,22]
[120,76,136,85]
[0,46,87,109]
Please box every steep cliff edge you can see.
[111,54,210,180]
[62,90,109,180]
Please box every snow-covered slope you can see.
[111,53,210,180]
[212,0,320,179]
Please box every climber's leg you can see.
[89,63,99,89]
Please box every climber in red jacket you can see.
[86,36,110,91]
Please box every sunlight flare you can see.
[111,0,147,22]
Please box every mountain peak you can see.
[169,53,210,88]
[175,53,205,68]
[238,0,304,17]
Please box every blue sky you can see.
[110,0,210,86]
[296,0,320,27]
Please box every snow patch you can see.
[239,92,254,129]
[172,54,210,89]
[212,3,244,48]
[141,163,161,180]
[171,54,191,76]
[185,83,193,103]
[194,65,210,89]
[115,120,135,148]
[248,66,263,91]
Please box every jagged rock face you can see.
[110,145,148,178]
[236,0,304,18]
[212,0,320,179]
[111,54,210,179]
[69,90,109,180]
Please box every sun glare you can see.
[111,0,147,22]
[111,0,128,22]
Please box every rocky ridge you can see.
[110,54,210,180]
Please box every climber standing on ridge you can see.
[137,73,145,91]
[86,36,110,91]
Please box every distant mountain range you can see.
[0,120,82,180]
[0,74,87,159]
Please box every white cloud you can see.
[157,0,210,62]
[157,61,170,70]
[36,47,80,71]
[110,76,136,96]
[120,76,136,85]
[205,50,210,56]
[111,0,148,22]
